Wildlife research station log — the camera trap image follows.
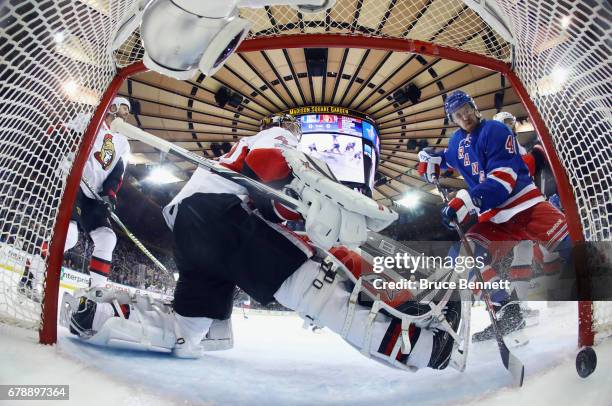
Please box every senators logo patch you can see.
[94,133,116,170]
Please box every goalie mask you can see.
[139,0,251,80]
[261,114,302,141]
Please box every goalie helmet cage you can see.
[0,0,609,354]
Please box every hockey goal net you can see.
[0,0,610,350]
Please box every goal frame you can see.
[40,34,591,347]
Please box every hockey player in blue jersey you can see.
[418,90,569,340]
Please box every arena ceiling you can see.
[114,0,536,209]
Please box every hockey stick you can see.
[79,177,170,276]
[434,178,524,387]
[111,118,309,216]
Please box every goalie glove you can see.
[282,149,398,249]
[417,149,443,183]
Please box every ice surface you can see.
[1,298,611,405]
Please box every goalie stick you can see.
[79,177,170,276]
[434,178,524,387]
[111,118,309,216]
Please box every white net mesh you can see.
[0,0,610,342]
[0,0,135,329]
[497,0,612,242]
[593,300,612,343]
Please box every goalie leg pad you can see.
[66,293,177,353]
[85,310,212,358]
[84,316,176,353]
[274,257,459,371]
[274,259,392,356]
[63,289,214,357]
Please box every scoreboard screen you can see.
[298,132,365,183]
[296,113,379,191]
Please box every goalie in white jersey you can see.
[66,113,467,373]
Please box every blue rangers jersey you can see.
[440,119,544,223]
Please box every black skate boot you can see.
[472,301,525,342]
[69,297,98,336]
[17,270,41,303]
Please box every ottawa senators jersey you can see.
[163,127,300,230]
[81,121,130,200]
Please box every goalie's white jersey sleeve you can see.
[162,127,299,229]
[81,121,130,199]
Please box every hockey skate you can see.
[472,301,526,343]
[397,295,464,370]
[60,288,189,355]
[16,270,41,303]
[17,280,41,303]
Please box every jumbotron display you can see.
[292,107,380,191]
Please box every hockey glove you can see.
[441,189,475,230]
[101,194,116,212]
[417,150,442,183]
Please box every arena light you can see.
[53,31,65,44]
[560,16,571,29]
[551,67,569,85]
[396,192,420,209]
[61,80,99,105]
[534,66,569,95]
[147,166,182,184]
